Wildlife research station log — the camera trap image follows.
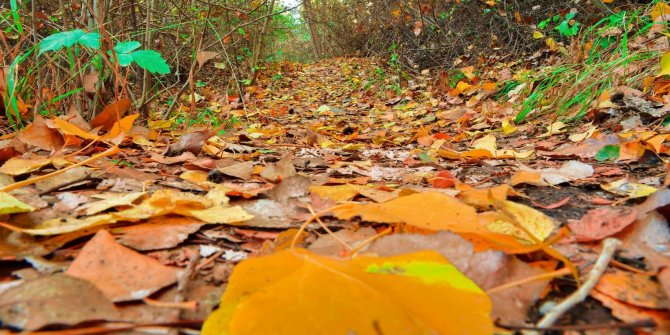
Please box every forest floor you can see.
[1,57,670,334]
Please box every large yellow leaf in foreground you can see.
[202,248,492,335]
[332,192,482,232]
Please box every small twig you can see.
[497,319,656,332]
[0,146,119,193]
[532,238,622,332]
[485,268,571,295]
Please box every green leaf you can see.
[113,53,134,66]
[131,50,171,74]
[595,145,620,162]
[114,41,142,54]
[39,30,100,55]
[78,32,101,49]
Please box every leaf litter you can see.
[0,58,670,334]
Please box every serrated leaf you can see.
[113,41,141,54]
[131,50,171,74]
[202,249,492,335]
[77,32,101,49]
[39,30,99,55]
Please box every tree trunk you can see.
[250,0,276,85]
[303,0,322,60]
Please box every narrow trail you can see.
[1,57,670,333]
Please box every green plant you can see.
[514,5,658,123]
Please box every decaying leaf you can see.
[567,207,638,242]
[0,274,118,330]
[66,230,181,302]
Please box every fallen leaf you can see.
[114,216,205,250]
[91,99,132,131]
[332,192,482,233]
[486,201,556,244]
[202,248,492,335]
[602,178,657,199]
[567,207,638,242]
[0,274,118,330]
[595,269,670,309]
[66,230,181,302]
[0,192,34,214]
[17,115,64,151]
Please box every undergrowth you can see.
[511,3,664,123]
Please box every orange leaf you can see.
[91,99,132,131]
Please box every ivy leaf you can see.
[131,50,171,74]
[595,145,620,162]
[39,30,100,55]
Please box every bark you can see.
[303,0,323,60]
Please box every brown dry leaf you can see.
[113,216,205,250]
[66,230,181,302]
[196,50,219,69]
[82,71,99,93]
[510,161,594,186]
[567,207,638,242]
[591,290,670,332]
[17,115,64,151]
[260,154,297,182]
[166,130,213,156]
[594,269,670,309]
[16,188,252,235]
[217,161,255,180]
[35,166,91,193]
[309,227,377,256]
[91,99,132,131]
[0,274,118,330]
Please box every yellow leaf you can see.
[510,170,544,186]
[532,31,544,39]
[332,192,483,233]
[456,183,510,209]
[0,157,52,176]
[546,37,557,51]
[602,179,657,199]
[658,52,670,77]
[12,188,252,235]
[568,126,597,142]
[485,201,556,244]
[502,119,517,135]
[468,134,534,159]
[539,121,566,138]
[0,192,34,214]
[310,184,360,202]
[651,2,670,21]
[202,249,493,335]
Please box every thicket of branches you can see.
[305,0,643,69]
[0,0,654,129]
[0,0,312,126]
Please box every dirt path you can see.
[1,57,669,333]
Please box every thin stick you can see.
[533,238,622,332]
[497,319,656,332]
[485,267,571,295]
[0,146,120,193]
